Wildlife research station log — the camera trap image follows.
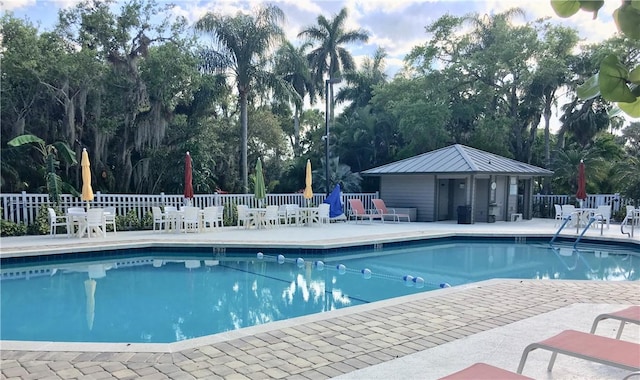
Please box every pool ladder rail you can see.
[550,213,605,250]
[620,209,640,238]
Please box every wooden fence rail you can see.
[0,191,380,225]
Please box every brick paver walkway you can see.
[2,280,638,379]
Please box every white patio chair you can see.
[203,206,223,230]
[317,203,330,225]
[553,204,563,226]
[216,205,225,227]
[285,204,301,226]
[561,204,576,225]
[85,208,106,238]
[264,205,280,228]
[182,206,200,233]
[593,205,611,230]
[47,208,69,237]
[66,207,85,234]
[237,205,251,229]
[277,204,288,225]
[152,206,166,231]
[104,206,117,233]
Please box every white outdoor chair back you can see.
[152,206,165,231]
[594,205,611,229]
[104,206,117,233]
[237,205,250,228]
[318,204,330,225]
[182,206,200,232]
[86,208,106,238]
[264,205,279,228]
[47,208,68,236]
[554,204,562,226]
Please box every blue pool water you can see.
[1,239,638,344]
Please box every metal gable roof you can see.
[361,144,553,176]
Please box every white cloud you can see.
[1,0,36,11]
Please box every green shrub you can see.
[27,206,51,235]
[116,209,142,231]
[140,211,153,230]
[1,219,27,236]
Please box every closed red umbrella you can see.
[184,151,194,201]
[576,160,587,204]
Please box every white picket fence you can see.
[0,191,379,226]
[532,193,632,218]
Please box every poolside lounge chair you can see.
[372,199,410,222]
[516,329,640,375]
[439,363,533,380]
[347,199,383,223]
[590,305,640,339]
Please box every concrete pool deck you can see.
[1,218,639,379]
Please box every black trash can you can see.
[457,205,472,224]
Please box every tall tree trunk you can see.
[293,106,301,157]
[543,91,553,194]
[240,91,248,193]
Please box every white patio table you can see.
[247,208,267,229]
[66,208,111,238]
[298,207,320,226]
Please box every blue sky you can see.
[5,0,621,76]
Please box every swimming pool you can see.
[1,239,638,344]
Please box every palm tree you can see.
[195,5,287,192]
[335,47,388,112]
[273,41,316,157]
[297,7,369,115]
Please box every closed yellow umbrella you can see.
[81,148,94,206]
[303,159,313,204]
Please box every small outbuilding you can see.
[361,144,553,223]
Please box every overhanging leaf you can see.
[8,134,45,147]
[614,3,640,39]
[630,66,640,84]
[579,0,604,19]
[577,74,600,100]
[550,0,581,17]
[598,55,636,102]
[617,97,640,118]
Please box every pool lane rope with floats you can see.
[255,252,451,289]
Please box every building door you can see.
[437,179,449,220]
